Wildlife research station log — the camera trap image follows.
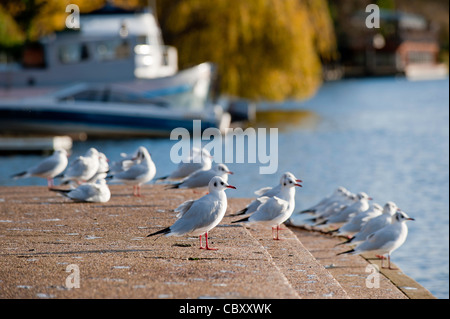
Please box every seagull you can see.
[167,163,232,189]
[147,176,236,250]
[85,152,109,183]
[289,189,357,227]
[108,146,156,196]
[317,192,372,226]
[332,203,383,237]
[60,148,100,185]
[232,172,302,217]
[338,210,414,269]
[50,179,111,203]
[251,173,302,197]
[158,147,212,181]
[298,186,349,215]
[109,148,140,175]
[306,190,357,224]
[232,173,302,240]
[337,201,399,246]
[11,149,68,188]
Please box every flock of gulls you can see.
[11,145,414,268]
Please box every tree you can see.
[0,0,110,44]
[0,4,25,47]
[157,0,337,101]
[0,0,337,101]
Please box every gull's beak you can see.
[368,197,373,200]
[226,185,236,189]
[296,179,302,183]
[295,183,302,187]
[406,217,415,221]
[227,171,233,175]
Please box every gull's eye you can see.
[220,182,224,185]
[289,180,292,183]
[214,182,217,187]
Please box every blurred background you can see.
[0,0,448,298]
[1,0,448,100]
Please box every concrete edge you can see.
[362,254,436,299]
[281,227,350,299]
[285,223,436,299]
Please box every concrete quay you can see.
[0,185,435,299]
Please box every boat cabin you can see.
[0,6,178,88]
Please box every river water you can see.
[1,76,448,298]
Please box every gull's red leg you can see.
[198,235,205,249]
[201,232,218,250]
[273,225,282,240]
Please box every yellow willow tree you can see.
[157,0,337,101]
[1,0,336,101]
[0,5,25,47]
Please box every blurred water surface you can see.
[1,77,448,298]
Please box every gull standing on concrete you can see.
[337,201,400,246]
[59,147,100,185]
[332,203,383,237]
[317,192,372,226]
[109,148,141,175]
[288,188,355,227]
[252,172,301,197]
[11,149,68,188]
[108,146,156,196]
[158,147,213,181]
[50,178,111,203]
[233,172,302,217]
[232,173,302,240]
[338,210,414,269]
[85,152,109,183]
[305,189,357,225]
[298,186,350,215]
[167,163,232,189]
[147,176,236,250]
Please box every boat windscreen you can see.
[59,88,169,107]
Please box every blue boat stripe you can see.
[0,109,216,134]
[141,84,192,98]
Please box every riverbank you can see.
[0,185,435,299]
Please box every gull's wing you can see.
[28,155,61,176]
[67,183,101,201]
[64,157,89,178]
[355,225,398,252]
[250,196,289,223]
[175,199,195,218]
[169,195,218,235]
[114,163,147,181]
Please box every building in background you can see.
[339,9,448,80]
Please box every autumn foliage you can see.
[0,0,337,101]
